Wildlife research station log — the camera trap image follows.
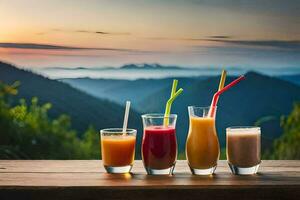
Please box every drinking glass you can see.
[226,126,261,175]
[186,106,220,175]
[141,114,177,175]
[100,128,136,173]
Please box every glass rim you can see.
[226,126,261,132]
[100,128,137,134]
[141,113,177,119]
[188,105,217,110]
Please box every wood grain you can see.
[0,160,299,200]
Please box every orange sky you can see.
[0,0,299,68]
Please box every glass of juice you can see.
[186,106,220,175]
[226,126,261,175]
[141,114,177,175]
[100,128,136,173]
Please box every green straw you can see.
[164,79,183,126]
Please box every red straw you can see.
[209,75,245,117]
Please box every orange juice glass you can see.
[186,106,220,175]
[100,128,136,173]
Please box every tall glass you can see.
[141,114,177,175]
[226,126,261,175]
[186,106,220,175]
[100,128,136,174]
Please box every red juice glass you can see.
[141,114,177,175]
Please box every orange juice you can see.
[101,135,136,167]
[186,117,220,169]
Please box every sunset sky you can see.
[0,0,299,68]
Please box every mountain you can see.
[45,64,184,71]
[0,61,143,138]
[61,77,208,110]
[3,61,299,157]
[62,72,300,151]
[120,63,182,70]
[138,72,300,149]
[278,74,300,86]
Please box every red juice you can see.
[142,126,177,169]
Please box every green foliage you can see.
[81,125,100,159]
[265,103,300,159]
[0,81,99,159]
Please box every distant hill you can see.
[61,77,208,110]
[138,72,300,149]
[62,72,300,151]
[3,60,300,156]
[0,61,143,138]
[278,74,300,86]
[45,64,184,71]
[120,63,182,70]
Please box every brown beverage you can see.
[226,127,261,168]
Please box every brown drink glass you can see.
[226,126,261,175]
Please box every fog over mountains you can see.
[35,63,300,80]
[1,61,300,154]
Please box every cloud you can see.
[94,31,110,34]
[73,30,110,34]
[208,35,232,39]
[0,42,140,52]
[203,39,300,50]
[146,37,203,41]
[1,51,107,58]
[0,42,167,58]
[50,29,130,36]
[146,35,299,51]
[146,35,232,41]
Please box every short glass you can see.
[186,106,220,175]
[226,126,261,175]
[141,114,177,175]
[100,128,136,174]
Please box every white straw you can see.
[122,101,131,135]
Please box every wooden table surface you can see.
[0,160,299,200]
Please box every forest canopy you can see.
[0,81,99,159]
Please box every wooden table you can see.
[0,160,299,200]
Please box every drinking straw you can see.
[209,75,245,118]
[164,79,183,126]
[208,70,227,116]
[218,70,227,91]
[122,101,131,135]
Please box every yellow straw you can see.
[218,70,227,91]
[208,69,227,117]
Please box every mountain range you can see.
[43,64,209,71]
[62,72,300,150]
[279,74,300,86]
[0,61,143,138]
[39,64,300,81]
[1,61,300,154]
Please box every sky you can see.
[0,0,299,69]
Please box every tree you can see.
[265,103,300,159]
[81,125,100,159]
[0,81,99,159]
